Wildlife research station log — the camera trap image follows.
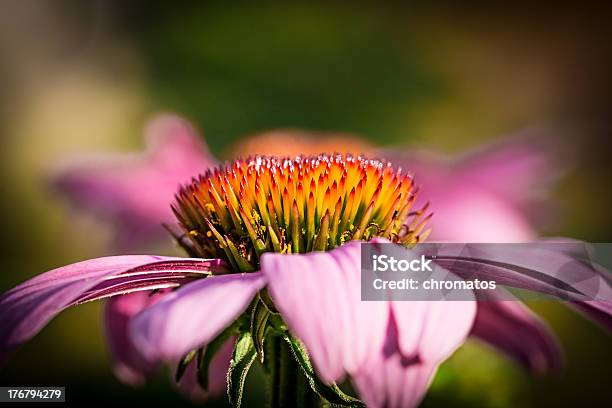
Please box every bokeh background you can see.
[1,1,611,406]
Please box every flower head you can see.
[174,154,430,270]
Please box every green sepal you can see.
[227,331,257,408]
[268,313,288,334]
[196,321,239,390]
[250,295,271,363]
[283,334,365,407]
[260,288,278,314]
[175,348,199,383]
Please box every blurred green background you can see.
[0,1,611,406]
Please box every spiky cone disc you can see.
[173,154,431,272]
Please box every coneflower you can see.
[3,117,610,408]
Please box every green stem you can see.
[266,335,321,408]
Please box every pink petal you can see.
[130,273,266,361]
[455,134,561,211]
[430,244,612,303]
[391,300,476,363]
[104,291,167,386]
[175,337,235,401]
[0,256,225,361]
[471,293,563,374]
[422,187,536,242]
[365,241,474,365]
[352,355,437,408]
[260,241,388,384]
[51,113,217,248]
[427,243,612,334]
[352,298,475,408]
[379,135,559,242]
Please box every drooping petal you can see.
[73,259,226,303]
[51,113,217,248]
[352,351,437,408]
[424,243,612,335]
[260,241,388,384]
[175,337,235,401]
[0,256,225,361]
[366,239,478,365]
[103,291,167,386]
[471,290,562,373]
[130,273,266,361]
[428,244,612,305]
[391,300,477,363]
[352,298,475,408]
